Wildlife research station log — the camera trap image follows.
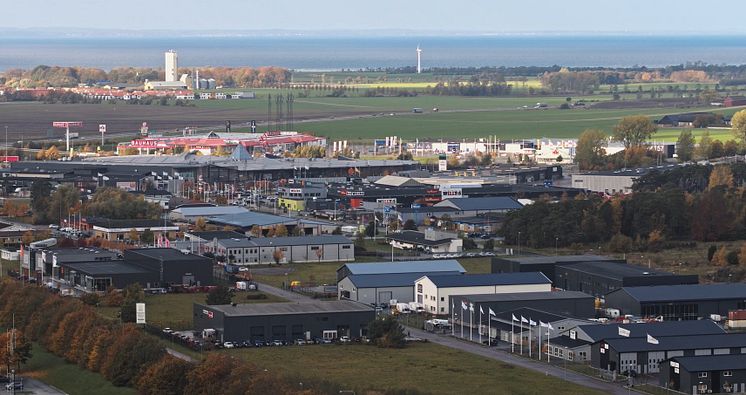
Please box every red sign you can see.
[52,121,83,128]
[0,156,19,162]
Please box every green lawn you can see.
[652,127,736,143]
[225,342,602,395]
[23,343,135,395]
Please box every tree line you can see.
[1,65,291,88]
[501,163,746,253]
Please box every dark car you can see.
[253,339,265,347]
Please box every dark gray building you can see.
[60,261,158,292]
[124,248,214,286]
[193,301,375,343]
[450,291,596,319]
[605,283,746,321]
[593,333,746,375]
[660,355,746,394]
[492,255,697,298]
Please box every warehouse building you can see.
[604,283,746,321]
[215,235,354,265]
[338,270,463,305]
[336,260,466,283]
[59,261,158,292]
[193,301,375,343]
[450,291,595,320]
[86,217,179,242]
[554,320,725,365]
[486,308,592,353]
[124,248,214,286]
[416,272,552,315]
[593,333,746,374]
[388,229,463,253]
[492,255,697,297]
[659,354,746,394]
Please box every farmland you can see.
[1,90,742,144]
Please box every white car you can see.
[238,267,249,272]
[223,342,235,348]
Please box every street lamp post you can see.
[517,231,521,255]
[555,237,559,256]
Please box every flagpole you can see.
[511,317,514,353]
[469,305,473,342]
[538,323,542,361]
[547,324,551,362]
[520,321,523,355]
[488,313,491,347]
[451,301,455,337]
[479,309,482,345]
[461,306,464,339]
[528,320,532,358]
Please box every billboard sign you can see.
[136,303,146,324]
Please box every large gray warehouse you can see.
[193,301,375,343]
[450,291,596,319]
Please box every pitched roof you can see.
[423,272,551,288]
[672,355,746,372]
[218,235,353,248]
[230,144,252,161]
[208,211,299,227]
[577,320,725,342]
[340,260,466,276]
[346,272,463,288]
[605,333,746,353]
[550,335,592,349]
[564,261,677,280]
[174,206,249,217]
[610,283,746,303]
[494,307,568,323]
[62,261,151,275]
[435,196,523,211]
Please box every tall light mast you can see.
[416,46,422,74]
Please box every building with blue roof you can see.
[605,283,746,321]
[337,271,464,305]
[415,272,552,315]
[336,260,466,283]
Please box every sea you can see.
[3,35,746,71]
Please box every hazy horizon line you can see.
[4,27,746,38]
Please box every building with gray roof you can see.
[193,301,375,343]
[605,283,746,321]
[338,271,464,305]
[213,235,354,265]
[594,333,746,375]
[660,354,746,394]
[450,290,596,319]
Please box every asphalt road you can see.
[408,326,633,395]
[255,281,317,303]
[15,378,66,395]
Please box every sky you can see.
[4,0,746,34]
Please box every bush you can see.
[245,293,268,300]
[367,316,406,348]
[727,251,740,266]
[462,238,477,250]
[607,233,633,253]
[708,245,718,261]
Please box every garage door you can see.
[378,291,393,304]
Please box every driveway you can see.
[254,281,316,303]
[408,327,634,395]
[17,378,66,395]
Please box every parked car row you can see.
[218,336,361,349]
[432,251,495,259]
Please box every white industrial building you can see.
[415,272,552,315]
[165,50,178,82]
[215,235,354,265]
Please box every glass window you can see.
[698,372,708,378]
[724,371,733,377]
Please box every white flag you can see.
[461,301,468,311]
[521,316,529,324]
[540,321,548,328]
[529,319,537,326]
[618,327,631,337]
[469,303,474,312]
[647,334,659,345]
[511,314,518,321]
[489,308,496,317]
[479,306,484,314]
[547,322,554,330]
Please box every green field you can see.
[291,105,737,141]
[224,342,601,395]
[23,344,135,395]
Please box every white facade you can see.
[165,50,178,82]
[571,173,638,195]
[415,277,551,315]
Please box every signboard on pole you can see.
[99,124,107,133]
[136,303,146,324]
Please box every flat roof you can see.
[424,272,551,288]
[577,320,725,341]
[388,231,453,246]
[199,300,374,316]
[494,307,568,323]
[340,260,466,276]
[551,335,592,349]
[126,248,210,262]
[62,261,151,275]
[611,283,746,303]
[497,254,620,265]
[218,235,353,248]
[458,291,594,303]
[564,261,675,280]
[208,211,299,227]
[174,206,249,217]
[436,196,523,211]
